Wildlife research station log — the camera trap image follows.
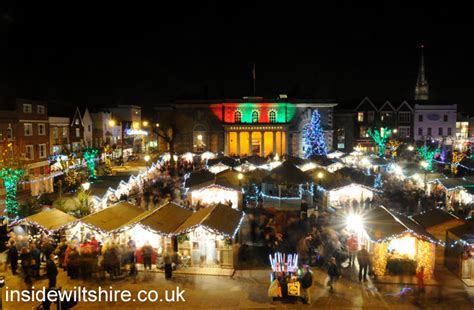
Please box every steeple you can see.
[414,44,429,101]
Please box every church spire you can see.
[415,44,429,101]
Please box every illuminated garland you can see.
[416,238,434,279]
[451,151,466,175]
[175,212,246,240]
[368,127,391,157]
[372,242,388,277]
[417,146,440,171]
[83,148,99,180]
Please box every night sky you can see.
[0,1,473,112]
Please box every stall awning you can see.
[119,202,193,235]
[207,156,239,168]
[364,206,439,244]
[80,201,144,233]
[184,169,215,189]
[448,222,474,245]
[433,178,474,191]
[412,209,463,229]
[21,208,77,231]
[263,161,313,185]
[175,204,244,238]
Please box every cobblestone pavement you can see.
[1,266,473,309]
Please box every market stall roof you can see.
[174,204,244,238]
[283,155,308,166]
[89,174,133,197]
[307,168,348,190]
[368,157,389,166]
[184,169,215,188]
[448,222,474,245]
[215,170,242,190]
[308,155,336,167]
[460,158,474,171]
[412,209,463,229]
[364,206,438,243]
[21,208,77,231]
[120,202,193,235]
[242,155,267,166]
[423,173,447,183]
[263,161,313,185]
[337,167,375,188]
[433,178,474,191]
[81,201,144,233]
[207,156,239,168]
[245,168,270,183]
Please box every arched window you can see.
[234,110,242,123]
[252,110,259,123]
[269,110,277,123]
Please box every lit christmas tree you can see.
[417,146,440,171]
[367,127,391,157]
[83,148,99,180]
[374,173,383,189]
[451,151,466,175]
[303,109,327,158]
[103,145,113,175]
[0,141,25,216]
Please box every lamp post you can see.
[317,172,324,211]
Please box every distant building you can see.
[82,108,93,147]
[333,109,354,152]
[153,97,337,157]
[0,97,53,197]
[90,110,114,148]
[49,116,70,154]
[70,107,85,151]
[108,105,143,155]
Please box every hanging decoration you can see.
[269,252,299,273]
[417,146,440,171]
[303,109,327,158]
[83,148,99,180]
[451,151,466,175]
[0,140,25,216]
[386,139,402,158]
[367,127,391,157]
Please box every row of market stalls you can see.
[12,201,245,270]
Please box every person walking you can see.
[46,254,58,288]
[163,250,173,280]
[30,243,41,277]
[327,257,339,292]
[357,245,370,282]
[8,241,18,275]
[141,242,153,271]
[347,234,358,267]
[299,265,313,305]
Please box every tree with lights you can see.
[451,151,466,175]
[387,139,402,158]
[367,127,391,157]
[303,109,327,158]
[0,140,25,216]
[417,146,440,171]
[83,148,99,180]
[103,145,113,175]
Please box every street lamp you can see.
[109,119,124,158]
[144,154,150,171]
[407,145,414,151]
[238,173,244,188]
[81,182,91,191]
[142,121,149,127]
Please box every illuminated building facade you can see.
[154,97,337,157]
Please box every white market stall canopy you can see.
[17,208,78,232]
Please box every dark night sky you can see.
[0,1,473,112]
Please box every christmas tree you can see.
[303,109,327,158]
[83,147,99,180]
[0,140,25,216]
[368,127,391,157]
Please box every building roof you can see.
[184,170,215,188]
[308,155,336,167]
[242,155,267,166]
[22,208,77,231]
[207,156,239,168]
[364,206,438,243]
[412,209,462,229]
[175,204,244,238]
[244,168,270,183]
[81,202,144,232]
[283,155,307,166]
[264,161,313,185]
[448,222,474,244]
[120,202,193,235]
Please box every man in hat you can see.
[300,264,313,304]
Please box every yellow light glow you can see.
[317,172,324,179]
[346,213,363,233]
[108,119,116,127]
[142,121,149,127]
[388,235,416,259]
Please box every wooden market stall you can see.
[445,222,474,286]
[364,206,441,279]
[261,160,314,210]
[174,204,245,269]
[412,209,465,265]
[13,208,78,236]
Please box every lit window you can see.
[357,112,364,122]
[252,111,259,123]
[76,128,80,137]
[6,127,13,139]
[53,127,58,138]
[269,110,277,123]
[234,110,242,122]
[38,123,46,135]
[23,104,32,113]
[75,118,79,125]
[39,144,47,158]
[25,145,34,160]
[37,105,45,114]
[359,126,368,138]
[24,123,33,136]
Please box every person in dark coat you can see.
[8,241,18,275]
[141,242,153,270]
[357,245,370,282]
[30,243,41,277]
[299,265,313,305]
[163,250,172,280]
[327,257,340,292]
[46,254,58,288]
[19,247,32,286]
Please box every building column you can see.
[261,131,265,157]
[236,131,241,157]
[248,131,252,155]
[285,131,290,156]
[224,132,229,155]
[273,131,277,155]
